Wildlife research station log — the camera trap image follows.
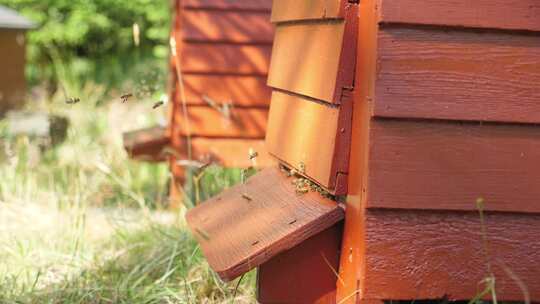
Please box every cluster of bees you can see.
[282,164,333,198]
[66,93,164,109]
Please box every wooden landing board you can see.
[181,75,271,107]
[368,119,540,213]
[182,10,273,44]
[257,224,343,304]
[267,20,345,103]
[181,44,271,75]
[171,137,274,168]
[172,106,268,139]
[374,27,540,124]
[378,0,540,32]
[182,0,271,12]
[265,91,339,190]
[186,167,344,281]
[361,209,540,301]
[123,126,169,162]
[271,0,343,23]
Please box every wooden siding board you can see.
[181,75,271,107]
[267,21,345,103]
[271,0,343,23]
[368,119,540,213]
[257,224,343,304]
[378,0,540,32]
[181,44,271,75]
[186,167,344,281]
[265,91,340,189]
[182,10,273,44]
[182,0,271,11]
[374,27,540,123]
[363,209,540,301]
[172,106,268,138]
[171,137,274,168]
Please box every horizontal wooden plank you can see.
[170,137,275,168]
[186,167,344,281]
[379,0,540,32]
[267,21,345,103]
[271,0,343,23]
[172,106,268,138]
[374,27,540,123]
[123,126,169,162]
[182,0,271,11]
[181,75,271,107]
[181,44,271,75]
[363,209,540,301]
[182,10,273,44]
[266,91,339,189]
[368,119,540,213]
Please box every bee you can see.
[241,193,252,201]
[248,150,258,160]
[121,93,133,103]
[65,97,80,104]
[195,228,211,241]
[299,162,306,174]
[152,100,164,109]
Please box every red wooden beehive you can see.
[187,0,540,303]
[123,0,275,189]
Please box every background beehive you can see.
[338,0,540,302]
[168,0,274,190]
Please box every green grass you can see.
[0,88,256,303]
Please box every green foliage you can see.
[0,0,171,90]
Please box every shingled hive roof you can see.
[0,5,35,29]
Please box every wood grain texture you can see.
[186,167,344,281]
[182,0,271,11]
[271,0,343,23]
[182,10,273,44]
[181,75,271,107]
[266,91,339,190]
[374,27,540,123]
[257,224,343,304]
[171,137,275,168]
[378,0,540,32]
[267,20,345,103]
[123,126,169,162]
[181,44,271,75]
[362,209,540,301]
[173,106,268,138]
[368,119,540,213]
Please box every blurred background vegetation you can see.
[1,0,170,95]
[0,1,256,302]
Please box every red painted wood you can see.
[182,10,273,44]
[374,27,540,124]
[362,209,540,301]
[258,223,343,304]
[186,167,344,281]
[378,0,540,32]
[182,0,271,11]
[368,119,540,213]
[181,75,271,107]
[181,44,271,75]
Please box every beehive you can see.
[0,5,34,114]
[187,0,540,303]
[123,0,274,184]
[167,0,275,193]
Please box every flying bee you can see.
[120,93,133,103]
[152,100,164,109]
[248,150,258,160]
[241,193,252,201]
[65,97,80,104]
